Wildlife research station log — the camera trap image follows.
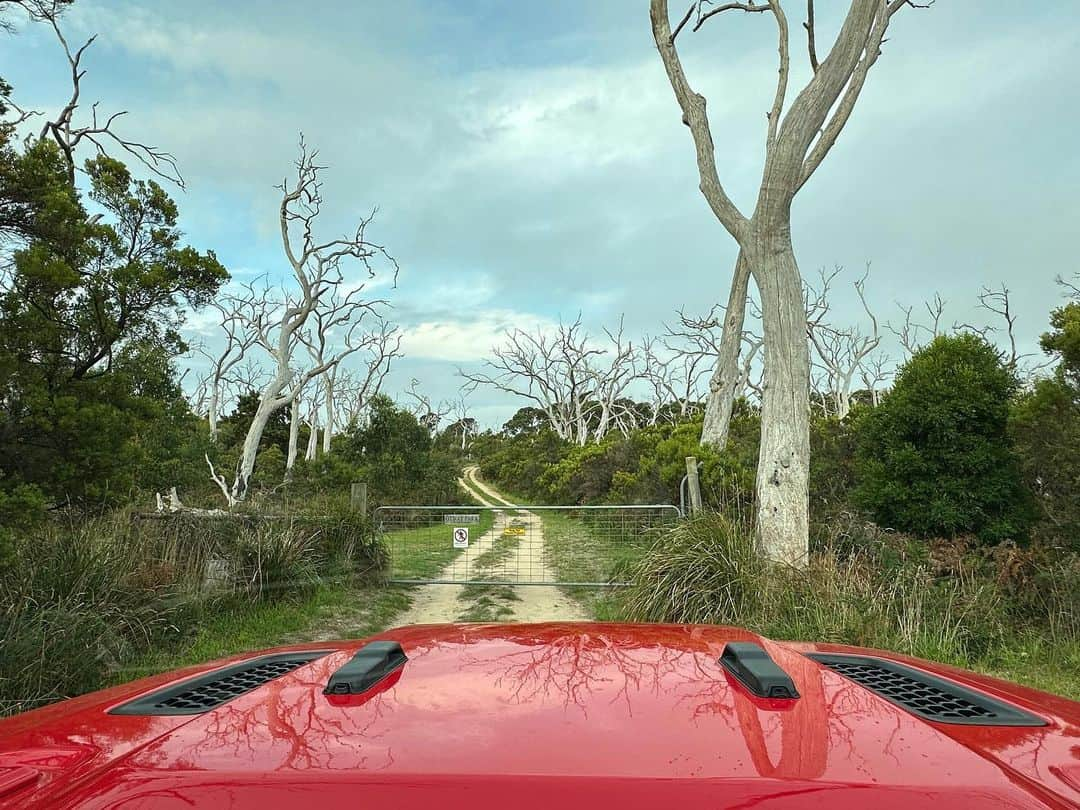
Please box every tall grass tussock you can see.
[0,505,382,716]
[620,511,1079,690]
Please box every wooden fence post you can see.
[350,482,368,515]
[685,457,702,516]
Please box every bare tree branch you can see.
[803,0,819,72]
[650,1,750,241]
[20,6,185,186]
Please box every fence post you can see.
[350,482,368,515]
[685,457,702,516]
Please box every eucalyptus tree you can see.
[650,0,929,562]
[211,138,397,506]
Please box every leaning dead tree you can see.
[651,0,929,563]
[804,265,883,419]
[211,138,397,506]
[463,317,641,445]
[666,303,764,420]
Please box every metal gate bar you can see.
[376,504,681,587]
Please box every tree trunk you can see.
[306,421,319,462]
[208,383,221,441]
[701,251,751,449]
[286,397,301,473]
[232,391,281,502]
[322,376,334,454]
[749,230,810,566]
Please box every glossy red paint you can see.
[0,623,1077,809]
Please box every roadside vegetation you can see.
[2,0,1077,717]
[473,312,1080,699]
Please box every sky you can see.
[3,1,1078,428]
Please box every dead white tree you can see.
[330,323,401,433]
[9,1,184,186]
[303,381,325,462]
[213,137,397,506]
[297,284,398,454]
[652,0,929,563]
[447,397,477,452]
[642,337,707,424]
[666,303,764,418]
[956,284,1051,378]
[198,284,265,440]
[463,317,640,445]
[587,318,641,443]
[699,254,753,447]
[887,293,946,359]
[804,265,882,419]
[404,378,451,436]
[859,352,891,405]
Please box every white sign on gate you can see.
[452,527,469,549]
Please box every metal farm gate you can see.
[375,504,681,587]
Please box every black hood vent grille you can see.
[808,654,1045,726]
[111,651,328,716]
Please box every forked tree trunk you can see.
[749,229,809,566]
[306,422,319,461]
[700,251,751,448]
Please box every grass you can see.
[379,508,497,580]
[491,487,677,615]
[457,584,521,622]
[612,511,1080,700]
[117,494,506,682]
[114,578,414,682]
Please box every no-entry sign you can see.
[452,527,469,549]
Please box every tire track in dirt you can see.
[390,469,587,625]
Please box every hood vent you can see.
[111,651,328,716]
[808,654,1045,726]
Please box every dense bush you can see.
[477,406,760,511]
[1010,375,1080,551]
[854,334,1033,543]
[0,505,382,716]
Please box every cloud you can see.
[400,310,558,363]
[9,0,1075,428]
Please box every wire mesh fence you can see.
[375,504,681,587]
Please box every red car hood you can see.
[0,623,1078,809]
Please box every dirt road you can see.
[390,468,587,625]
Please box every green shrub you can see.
[853,334,1033,543]
[1010,375,1080,551]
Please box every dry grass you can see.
[618,511,1080,698]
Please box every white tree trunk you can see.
[286,396,301,472]
[306,422,319,461]
[233,385,284,502]
[322,376,334,454]
[751,231,810,566]
[701,251,751,448]
[208,383,221,441]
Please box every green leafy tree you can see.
[1041,293,1080,386]
[854,334,1033,542]
[0,139,226,507]
[1011,278,1080,549]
